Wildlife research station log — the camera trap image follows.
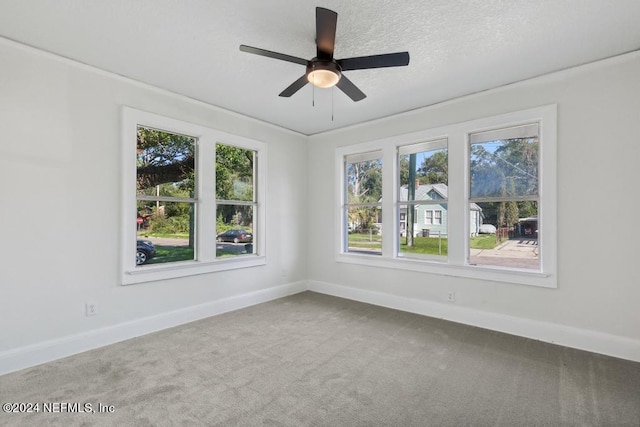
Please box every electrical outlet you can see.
[447,292,456,303]
[85,302,98,316]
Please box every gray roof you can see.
[397,183,482,211]
[398,183,448,201]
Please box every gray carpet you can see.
[1,291,639,426]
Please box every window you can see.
[425,210,433,225]
[215,143,257,256]
[423,210,443,225]
[434,210,442,225]
[469,124,539,270]
[122,107,266,285]
[136,127,197,265]
[343,151,383,255]
[397,140,448,260]
[336,105,557,287]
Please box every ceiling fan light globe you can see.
[308,69,341,88]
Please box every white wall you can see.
[307,52,640,360]
[0,39,308,371]
[2,36,639,372]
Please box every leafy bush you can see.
[150,214,190,234]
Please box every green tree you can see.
[518,201,537,218]
[470,145,506,198]
[493,138,538,196]
[505,178,520,230]
[348,204,380,233]
[419,150,448,184]
[136,127,195,193]
[470,137,538,198]
[215,144,255,228]
[215,144,254,200]
[347,159,382,202]
[399,156,409,187]
[136,127,196,240]
[347,159,382,232]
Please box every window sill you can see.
[335,253,556,288]
[122,255,266,285]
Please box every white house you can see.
[397,183,484,237]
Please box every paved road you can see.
[142,236,250,255]
[143,236,189,246]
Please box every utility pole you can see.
[407,153,416,247]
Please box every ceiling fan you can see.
[239,7,410,102]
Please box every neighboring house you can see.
[517,216,538,238]
[398,183,484,237]
[469,206,483,236]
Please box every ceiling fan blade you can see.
[279,75,309,97]
[240,45,308,66]
[337,52,410,71]
[336,75,366,102]
[316,7,337,59]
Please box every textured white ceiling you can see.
[1,0,640,135]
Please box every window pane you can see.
[398,147,447,248]
[434,210,442,224]
[216,204,254,257]
[469,201,539,270]
[136,201,195,266]
[346,206,381,254]
[469,137,538,199]
[136,127,195,197]
[399,148,448,202]
[216,143,255,202]
[346,158,382,204]
[399,203,447,258]
[425,210,433,224]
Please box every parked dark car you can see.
[216,229,253,244]
[136,239,156,265]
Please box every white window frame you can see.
[433,210,443,225]
[423,209,444,225]
[424,210,433,225]
[396,139,449,261]
[342,151,383,255]
[336,105,557,288]
[121,107,266,285]
[423,209,443,225]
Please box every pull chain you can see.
[331,86,334,121]
[312,65,315,107]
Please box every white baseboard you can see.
[3,279,638,376]
[0,281,306,376]
[308,280,640,363]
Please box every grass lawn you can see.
[470,234,500,249]
[346,233,500,256]
[348,232,382,249]
[146,245,194,264]
[142,232,499,258]
[400,236,448,255]
[348,232,382,242]
[146,243,250,264]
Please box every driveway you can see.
[470,238,539,269]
